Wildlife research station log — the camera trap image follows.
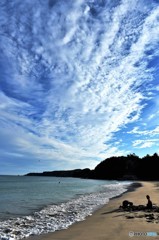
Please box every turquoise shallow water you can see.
[0,176,131,240]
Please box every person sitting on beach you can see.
[146,195,152,209]
[122,200,133,209]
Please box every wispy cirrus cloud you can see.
[133,139,159,148]
[0,0,159,173]
[128,126,159,136]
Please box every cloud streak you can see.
[0,0,159,173]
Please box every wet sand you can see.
[28,182,159,240]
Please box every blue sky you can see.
[0,0,159,175]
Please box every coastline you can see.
[0,179,130,240]
[27,181,159,240]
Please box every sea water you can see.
[0,176,131,240]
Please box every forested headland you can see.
[26,153,159,180]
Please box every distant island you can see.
[26,153,159,180]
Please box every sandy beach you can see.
[28,182,159,240]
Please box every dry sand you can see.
[28,182,159,240]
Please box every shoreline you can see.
[0,180,131,240]
[27,181,159,240]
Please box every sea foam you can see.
[0,182,130,240]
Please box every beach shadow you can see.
[105,204,159,223]
[101,208,128,218]
[101,199,159,223]
[101,208,122,215]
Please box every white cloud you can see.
[0,0,159,171]
[148,114,156,120]
[133,139,159,149]
[129,126,159,136]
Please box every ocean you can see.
[0,176,131,240]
